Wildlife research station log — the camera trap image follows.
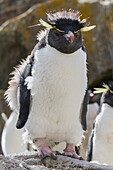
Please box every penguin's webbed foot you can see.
[38,145,56,159]
[63,143,83,160]
[37,138,57,160]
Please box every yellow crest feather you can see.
[55,28,64,32]
[94,83,113,94]
[103,84,109,90]
[39,19,53,29]
[103,84,113,93]
[81,25,96,32]
[74,30,79,33]
[39,19,65,32]
[39,19,96,33]
[74,25,96,34]
[93,88,107,94]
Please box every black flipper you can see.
[80,85,89,131]
[16,58,34,129]
[86,123,95,161]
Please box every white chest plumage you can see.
[25,45,87,144]
[92,104,113,166]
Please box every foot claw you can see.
[37,146,57,159]
[41,152,50,159]
[50,153,57,160]
[56,151,62,155]
[37,138,56,159]
[79,157,84,160]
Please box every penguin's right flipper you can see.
[16,59,34,129]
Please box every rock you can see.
[0,0,113,90]
[0,90,10,116]
[0,0,48,25]
[78,0,113,5]
[83,1,113,88]
[0,152,113,170]
[0,90,10,154]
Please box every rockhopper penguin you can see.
[86,82,113,166]
[79,91,99,159]
[5,10,96,159]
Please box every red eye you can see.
[55,32,60,36]
[75,34,78,38]
[109,93,112,96]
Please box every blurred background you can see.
[0,0,113,154]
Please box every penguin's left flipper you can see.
[16,60,33,129]
[80,86,89,131]
[86,123,95,161]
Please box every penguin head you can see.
[89,90,95,104]
[89,90,101,105]
[103,82,113,107]
[38,10,96,54]
[47,11,83,54]
[94,82,113,107]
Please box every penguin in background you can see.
[79,90,99,159]
[1,112,26,156]
[5,9,96,159]
[86,82,113,166]
[87,90,99,131]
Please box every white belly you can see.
[25,45,87,144]
[92,104,113,166]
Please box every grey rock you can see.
[0,0,48,25]
[0,90,10,154]
[0,152,113,170]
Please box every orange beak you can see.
[64,31,74,43]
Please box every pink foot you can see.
[63,143,83,160]
[37,138,56,159]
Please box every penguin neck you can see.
[101,103,113,116]
[103,103,113,108]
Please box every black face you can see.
[48,19,83,54]
[103,90,113,107]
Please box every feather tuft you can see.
[94,83,113,94]
[47,9,81,24]
[4,57,31,112]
